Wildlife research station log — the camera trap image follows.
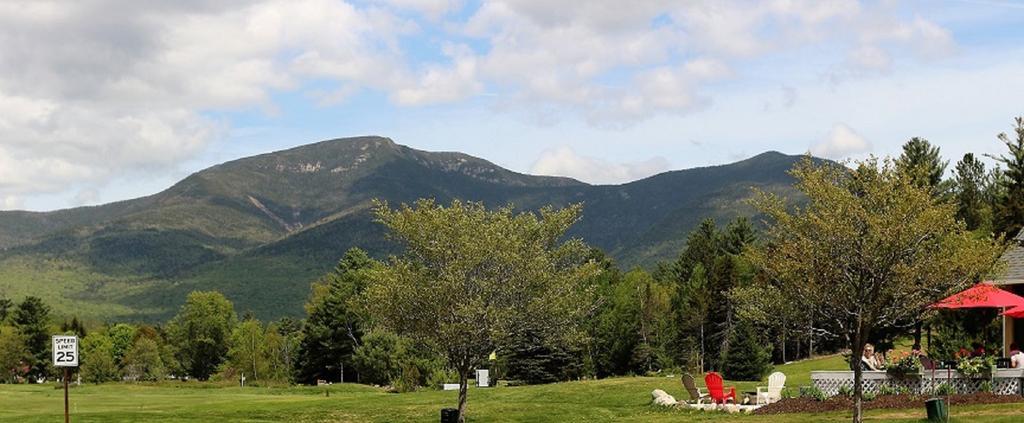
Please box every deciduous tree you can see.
[748,158,1000,423]
[364,199,599,422]
[167,291,237,380]
[122,337,165,382]
[0,325,29,383]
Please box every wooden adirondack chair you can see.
[681,373,710,404]
[756,371,786,404]
[704,372,736,404]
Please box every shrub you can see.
[391,363,421,393]
[979,380,992,393]
[800,386,828,401]
[933,383,957,396]
[425,367,458,390]
[878,385,898,396]
[503,329,584,385]
[722,320,772,381]
[862,391,877,402]
[837,384,853,397]
[352,330,445,389]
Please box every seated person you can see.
[1011,343,1024,369]
[970,342,986,358]
[861,343,882,371]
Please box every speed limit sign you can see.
[52,335,78,367]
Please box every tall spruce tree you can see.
[954,153,989,231]
[896,137,948,195]
[722,319,772,381]
[295,248,377,384]
[666,217,756,372]
[12,296,51,379]
[992,116,1024,238]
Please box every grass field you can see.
[1,355,1022,422]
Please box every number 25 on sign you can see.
[52,335,78,367]
[53,335,77,423]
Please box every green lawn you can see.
[0,354,1019,422]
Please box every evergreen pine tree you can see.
[503,329,581,384]
[722,319,772,381]
[895,137,948,195]
[295,248,377,383]
[992,117,1024,238]
[954,153,989,231]
[12,296,51,379]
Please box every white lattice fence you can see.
[811,370,1024,397]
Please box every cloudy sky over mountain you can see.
[1,0,1022,210]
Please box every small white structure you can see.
[442,383,460,391]
[476,369,489,387]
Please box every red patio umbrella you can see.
[930,282,1024,309]
[1003,306,1024,318]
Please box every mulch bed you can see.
[754,393,1024,415]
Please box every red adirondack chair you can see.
[704,372,736,404]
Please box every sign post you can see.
[52,335,78,423]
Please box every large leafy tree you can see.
[122,337,165,382]
[0,325,29,383]
[748,158,1000,423]
[295,247,377,384]
[80,332,119,384]
[265,319,301,382]
[992,116,1024,237]
[227,318,268,381]
[12,296,51,379]
[167,291,237,380]
[364,199,599,422]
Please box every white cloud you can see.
[810,123,872,159]
[0,0,962,207]
[375,0,463,19]
[530,146,671,184]
[73,188,100,207]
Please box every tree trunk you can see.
[457,368,469,423]
[913,321,922,350]
[782,327,787,363]
[851,325,865,423]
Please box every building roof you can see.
[993,230,1024,285]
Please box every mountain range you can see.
[0,136,809,321]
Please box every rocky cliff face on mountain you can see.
[0,136,808,321]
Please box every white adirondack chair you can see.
[756,372,786,405]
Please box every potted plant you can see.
[885,351,923,379]
[956,356,995,379]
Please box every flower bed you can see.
[753,393,1024,415]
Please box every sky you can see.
[1,0,1023,211]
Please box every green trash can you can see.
[925,398,947,422]
[441,408,459,423]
